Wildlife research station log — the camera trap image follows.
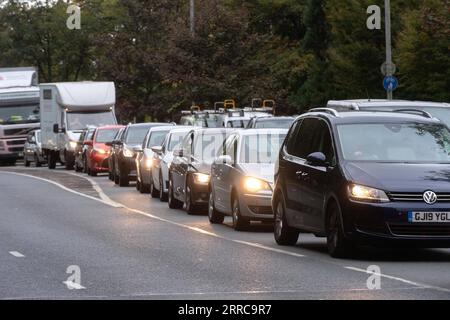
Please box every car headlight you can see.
[193,173,210,184]
[145,158,153,169]
[348,184,390,203]
[243,177,271,193]
[94,147,108,155]
[123,148,134,158]
[69,141,78,150]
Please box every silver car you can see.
[150,127,193,201]
[135,125,176,194]
[208,129,288,230]
[24,129,45,167]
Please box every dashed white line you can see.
[345,266,450,293]
[9,251,25,258]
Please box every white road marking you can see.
[4,170,450,294]
[9,251,25,258]
[62,281,86,290]
[345,266,450,293]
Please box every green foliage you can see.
[0,0,448,121]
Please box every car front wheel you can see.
[208,191,224,224]
[274,196,299,246]
[232,196,249,231]
[326,202,355,258]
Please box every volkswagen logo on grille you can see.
[423,191,437,205]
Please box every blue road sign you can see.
[383,76,398,91]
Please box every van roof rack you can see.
[392,109,433,119]
[309,108,340,117]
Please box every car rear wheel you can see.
[232,196,249,231]
[208,191,224,224]
[326,202,355,258]
[24,157,30,167]
[168,176,183,209]
[64,150,74,170]
[274,196,299,245]
[48,151,57,170]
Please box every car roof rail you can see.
[393,109,434,119]
[309,108,340,117]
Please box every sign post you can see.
[384,0,393,100]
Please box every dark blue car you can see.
[273,108,450,258]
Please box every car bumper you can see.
[342,199,450,246]
[190,183,210,206]
[90,153,110,173]
[239,192,274,221]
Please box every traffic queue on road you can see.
[21,91,450,258]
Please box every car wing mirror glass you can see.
[306,152,327,167]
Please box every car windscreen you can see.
[67,111,116,131]
[0,105,40,124]
[125,126,152,145]
[255,118,294,129]
[240,133,286,163]
[96,128,121,143]
[227,119,249,128]
[193,132,230,163]
[337,123,450,163]
[147,130,170,148]
[168,132,188,151]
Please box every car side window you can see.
[181,133,193,157]
[286,120,301,154]
[309,120,336,166]
[289,118,319,159]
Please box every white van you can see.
[40,82,117,169]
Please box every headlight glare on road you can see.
[193,173,210,184]
[349,184,390,203]
[243,177,271,193]
[123,148,134,158]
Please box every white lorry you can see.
[0,67,40,165]
[40,82,118,169]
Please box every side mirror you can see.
[173,148,184,158]
[53,123,59,134]
[151,146,163,154]
[215,155,233,165]
[306,152,327,167]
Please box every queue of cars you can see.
[32,99,450,258]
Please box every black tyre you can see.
[150,178,159,198]
[114,172,119,185]
[35,155,42,168]
[24,157,31,167]
[136,179,141,191]
[119,173,129,187]
[208,191,224,224]
[274,195,299,245]
[232,196,249,231]
[90,170,97,177]
[140,182,151,194]
[168,176,183,209]
[185,181,202,215]
[64,150,74,170]
[48,151,57,169]
[326,201,355,258]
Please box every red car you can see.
[85,125,124,176]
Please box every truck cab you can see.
[0,67,40,165]
[40,82,118,169]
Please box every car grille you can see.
[388,192,450,202]
[3,128,30,136]
[8,147,24,153]
[6,139,26,146]
[389,224,450,237]
[248,206,273,215]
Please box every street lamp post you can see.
[384,0,393,100]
